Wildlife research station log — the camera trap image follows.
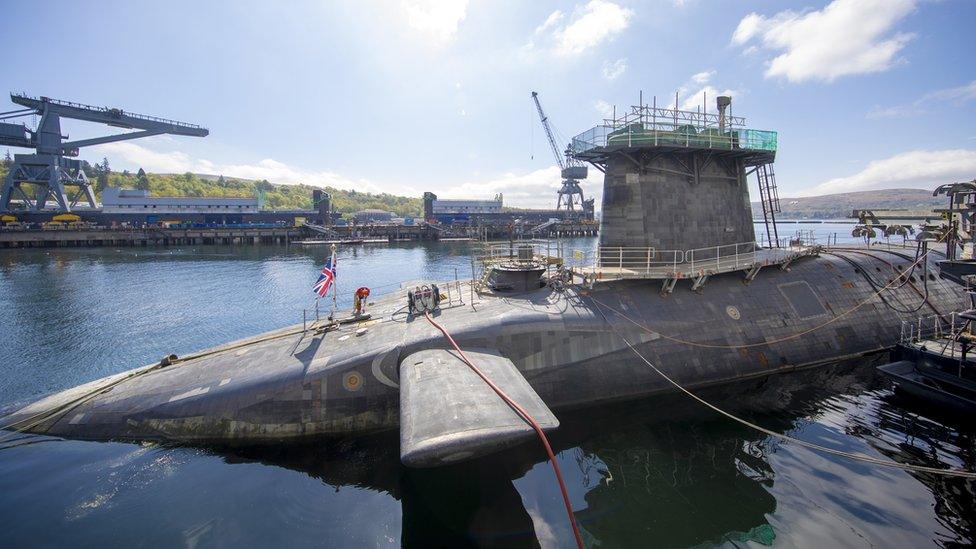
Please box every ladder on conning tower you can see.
[755,163,781,248]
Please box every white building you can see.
[100,187,260,214]
[432,198,502,215]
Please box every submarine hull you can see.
[4,249,965,444]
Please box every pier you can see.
[0,219,600,249]
[0,226,302,248]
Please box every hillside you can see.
[752,188,943,220]
[0,158,424,217]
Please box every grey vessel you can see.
[4,96,968,466]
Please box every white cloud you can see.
[865,104,925,119]
[535,10,565,35]
[921,79,976,105]
[526,1,633,58]
[798,149,976,196]
[444,165,603,209]
[690,70,714,85]
[731,0,916,83]
[601,58,627,80]
[401,0,468,44]
[88,142,599,209]
[679,86,735,111]
[91,142,394,194]
[593,99,614,118]
[866,79,976,119]
[672,70,737,112]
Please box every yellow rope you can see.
[589,245,936,350]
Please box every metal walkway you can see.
[569,243,817,293]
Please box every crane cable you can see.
[587,242,941,351]
[589,299,976,479]
[422,311,585,549]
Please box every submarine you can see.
[3,96,969,468]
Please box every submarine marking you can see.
[371,347,399,388]
[168,386,210,402]
[343,371,364,392]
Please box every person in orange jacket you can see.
[354,286,371,315]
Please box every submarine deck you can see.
[570,243,816,282]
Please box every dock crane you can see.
[0,93,208,212]
[531,91,590,211]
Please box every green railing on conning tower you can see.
[570,124,777,155]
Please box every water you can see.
[0,228,973,547]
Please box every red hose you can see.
[423,311,585,549]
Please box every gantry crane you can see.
[531,91,589,211]
[0,93,208,212]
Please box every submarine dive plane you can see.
[3,96,970,468]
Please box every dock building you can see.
[432,198,503,215]
[423,192,594,226]
[354,209,395,223]
[101,187,260,215]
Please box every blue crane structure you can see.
[531,91,592,212]
[0,93,208,212]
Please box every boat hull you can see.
[4,248,966,444]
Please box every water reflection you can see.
[1,357,974,546]
[2,237,974,546]
[184,359,975,547]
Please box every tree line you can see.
[0,151,422,216]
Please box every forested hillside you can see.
[0,154,423,216]
[752,188,943,219]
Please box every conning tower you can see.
[571,95,778,253]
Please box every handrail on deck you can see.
[568,240,812,280]
[570,124,777,155]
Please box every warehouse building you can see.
[100,187,260,214]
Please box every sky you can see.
[2,0,975,208]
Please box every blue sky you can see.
[3,0,975,208]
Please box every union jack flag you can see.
[313,252,336,297]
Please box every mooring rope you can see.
[590,298,976,479]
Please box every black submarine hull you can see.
[3,248,964,444]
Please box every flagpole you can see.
[331,243,338,317]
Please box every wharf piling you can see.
[1,220,598,249]
[0,226,302,248]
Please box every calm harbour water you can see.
[0,223,973,547]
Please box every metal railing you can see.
[11,93,207,130]
[571,123,777,155]
[568,240,811,280]
[476,239,564,265]
[900,312,958,346]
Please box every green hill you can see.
[752,188,943,220]
[0,157,423,217]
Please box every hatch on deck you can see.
[399,348,559,468]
